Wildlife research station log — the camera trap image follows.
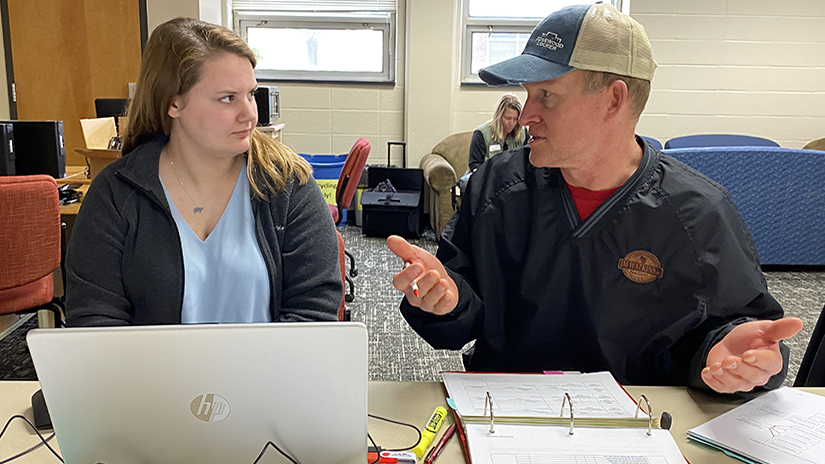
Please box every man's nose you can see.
[519,102,539,126]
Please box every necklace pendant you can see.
[193,206,204,214]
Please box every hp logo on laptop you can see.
[190,394,231,423]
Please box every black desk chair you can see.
[794,304,825,387]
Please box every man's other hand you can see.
[702,318,803,393]
[386,235,458,316]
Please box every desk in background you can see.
[52,168,87,301]
[3,381,825,464]
[257,122,285,143]
[56,165,88,218]
[56,165,90,186]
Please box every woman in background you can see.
[65,18,341,326]
[467,93,528,172]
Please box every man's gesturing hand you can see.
[386,235,458,315]
[702,317,803,393]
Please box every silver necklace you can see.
[168,155,236,214]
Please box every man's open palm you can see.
[702,318,803,393]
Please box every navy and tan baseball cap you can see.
[479,3,656,86]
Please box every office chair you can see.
[335,231,351,321]
[0,175,65,327]
[664,134,780,150]
[794,303,825,387]
[328,138,370,302]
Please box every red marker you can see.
[425,423,456,464]
[403,262,421,297]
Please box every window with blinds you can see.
[233,0,396,83]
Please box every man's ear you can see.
[168,95,185,119]
[604,80,629,122]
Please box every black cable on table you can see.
[368,413,422,451]
[0,415,63,463]
[251,440,299,464]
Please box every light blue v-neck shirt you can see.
[161,162,271,323]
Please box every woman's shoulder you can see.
[259,173,325,210]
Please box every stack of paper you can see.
[465,423,686,464]
[442,371,659,427]
[689,387,825,464]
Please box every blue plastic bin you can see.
[299,154,347,223]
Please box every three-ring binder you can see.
[483,391,495,433]
[560,392,574,435]
[479,389,658,434]
[442,372,685,464]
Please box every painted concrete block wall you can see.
[632,0,825,148]
[277,82,405,166]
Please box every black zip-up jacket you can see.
[401,139,787,389]
[66,135,341,326]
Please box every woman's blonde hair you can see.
[490,93,525,144]
[122,17,311,198]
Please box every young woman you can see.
[467,94,528,172]
[65,18,341,326]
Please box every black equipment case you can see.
[361,142,425,238]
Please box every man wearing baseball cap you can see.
[388,3,801,393]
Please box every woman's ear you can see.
[167,95,184,119]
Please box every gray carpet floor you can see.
[2,224,824,387]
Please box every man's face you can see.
[520,70,605,169]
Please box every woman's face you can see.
[167,53,258,160]
[501,108,519,135]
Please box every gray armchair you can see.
[420,132,472,236]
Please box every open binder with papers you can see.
[442,371,688,464]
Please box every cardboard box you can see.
[77,117,121,179]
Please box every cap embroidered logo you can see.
[536,32,564,51]
[618,250,664,284]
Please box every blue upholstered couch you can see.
[663,147,825,266]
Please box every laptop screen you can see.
[27,322,368,464]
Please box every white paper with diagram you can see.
[689,387,825,464]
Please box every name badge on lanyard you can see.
[489,144,501,152]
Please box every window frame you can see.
[235,11,396,84]
[460,0,622,85]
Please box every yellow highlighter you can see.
[412,406,448,458]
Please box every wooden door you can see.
[4,0,141,166]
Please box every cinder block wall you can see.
[632,0,825,148]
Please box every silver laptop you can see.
[27,322,368,464]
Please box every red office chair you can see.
[335,231,350,321]
[0,175,65,327]
[328,138,370,303]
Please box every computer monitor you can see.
[94,98,129,119]
[0,120,65,178]
[27,323,369,464]
[0,123,15,175]
[95,98,129,134]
